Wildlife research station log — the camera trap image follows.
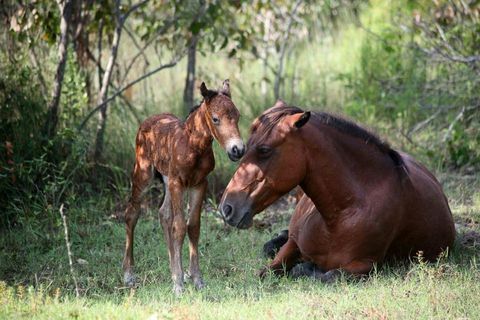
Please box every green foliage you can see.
[340,0,480,168]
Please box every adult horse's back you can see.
[220,101,455,280]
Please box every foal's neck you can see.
[184,103,214,152]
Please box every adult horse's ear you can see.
[294,111,311,128]
[200,82,216,102]
[220,79,231,98]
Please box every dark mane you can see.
[185,90,220,120]
[249,104,407,173]
[187,103,202,118]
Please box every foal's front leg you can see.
[187,179,207,289]
[167,178,187,295]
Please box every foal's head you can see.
[199,80,245,161]
[220,101,310,228]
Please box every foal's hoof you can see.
[173,283,184,296]
[193,278,205,290]
[124,271,137,288]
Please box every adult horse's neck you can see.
[299,122,397,221]
[184,102,214,152]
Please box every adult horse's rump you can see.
[220,101,455,280]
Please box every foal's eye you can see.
[257,145,272,158]
[212,116,220,125]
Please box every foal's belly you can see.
[171,149,215,188]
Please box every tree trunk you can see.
[93,0,149,162]
[44,0,73,139]
[93,0,122,162]
[183,35,198,113]
[273,0,302,100]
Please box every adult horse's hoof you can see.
[257,267,269,279]
[289,262,319,279]
[124,271,137,288]
[263,230,289,259]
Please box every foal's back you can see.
[135,113,184,172]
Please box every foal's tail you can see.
[154,169,167,207]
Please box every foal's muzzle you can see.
[226,139,245,162]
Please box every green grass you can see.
[1,172,480,319]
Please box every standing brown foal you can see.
[123,80,244,294]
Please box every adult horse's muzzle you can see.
[220,196,253,229]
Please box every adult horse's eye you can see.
[212,116,220,125]
[257,145,272,158]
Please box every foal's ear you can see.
[285,111,311,129]
[200,82,217,102]
[219,79,231,98]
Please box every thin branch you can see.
[122,0,149,22]
[121,18,176,85]
[408,108,443,136]
[86,48,141,124]
[442,106,465,142]
[274,0,302,99]
[79,58,181,130]
[59,204,80,298]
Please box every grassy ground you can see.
[1,172,479,319]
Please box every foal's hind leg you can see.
[187,179,207,289]
[166,178,187,295]
[122,156,152,287]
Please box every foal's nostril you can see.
[238,145,245,157]
[222,204,233,219]
[231,145,245,158]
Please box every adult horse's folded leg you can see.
[289,262,323,279]
[263,229,289,259]
[258,238,300,278]
[289,259,374,283]
[187,180,207,290]
[289,263,340,284]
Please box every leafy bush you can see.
[342,0,480,168]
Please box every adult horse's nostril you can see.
[222,204,233,219]
[232,145,239,155]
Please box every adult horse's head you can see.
[220,101,311,228]
[200,80,245,161]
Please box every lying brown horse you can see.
[220,101,455,281]
[123,80,245,294]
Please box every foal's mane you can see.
[185,89,221,120]
[249,104,407,172]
